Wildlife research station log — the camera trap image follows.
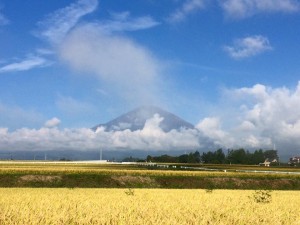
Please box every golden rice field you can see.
[0,188,300,225]
[0,162,299,179]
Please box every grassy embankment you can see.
[1,162,300,189]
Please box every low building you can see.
[289,156,300,166]
[259,158,277,167]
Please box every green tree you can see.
[146,155,152,162]
[251,149,265,164]
[226,149,247,164]
[215,149,225,164]
[201,151,215,163]
[193,151,201,163]
[201,149,225,164]
[178,154,189,163]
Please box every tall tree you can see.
[264,150,279,161]
[215,149,225,164]
[251,149,265,164]
[227,149,247,164]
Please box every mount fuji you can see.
[92,106,194,132]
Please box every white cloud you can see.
[231,83,300,149]
[0,56,50,73]
[59,23,162,103]
[232,83,300,128]
[220,0,300,19]
[0,115,203,152]
[196,117,234,147]
[195,82,300,154]
[36,0,98,44]
[111,122,132,131]
[99,11,160,33]
[236,120,256,132]
[224,35,272,59]
[44,117,61,128]
[168,0,207,23]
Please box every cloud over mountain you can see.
[93,106,194,132]
[0,113,204,152]
[59,23,163,104]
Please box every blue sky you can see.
[1,0,300,155]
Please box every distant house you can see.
[289,156,300,166]
[259,158,277,167]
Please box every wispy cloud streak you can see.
[220,0,300,19]
[0,56,50,73]
[168,0,207,23]
[36,0,98,44]
[1,0,98,74]
[98,11,160,33]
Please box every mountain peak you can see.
[92,106,194,132]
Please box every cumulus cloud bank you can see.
[0,115,203,152]
[197,82,300,154]
[2,82,300,156]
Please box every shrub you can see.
[251,190,272,203]
[124,188,135,196]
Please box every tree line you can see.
[145,149,279,165]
